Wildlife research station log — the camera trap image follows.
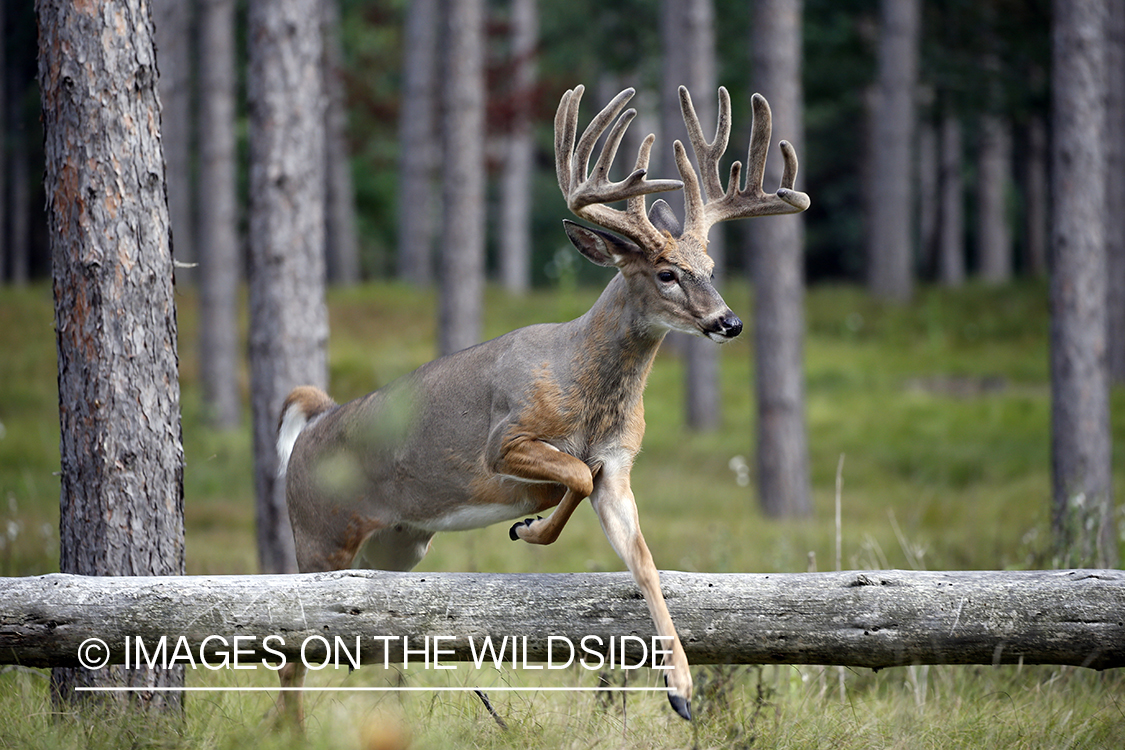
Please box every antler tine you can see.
[571,87,635,196]
[677,89,810,242]
[555,86,684,249]
[678,86,731,202]
[739,93,811,216]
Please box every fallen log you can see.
[1,569,1121,671]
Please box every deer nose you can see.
[720,313,743,338]
[705,311,742,340]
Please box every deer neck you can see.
[567,273,664,413]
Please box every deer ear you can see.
[562,220,642,268]
[648,199,682,237]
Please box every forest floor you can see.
[1,278,1123,748]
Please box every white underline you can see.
[75,686,666,693]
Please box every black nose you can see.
[720,313,743,338]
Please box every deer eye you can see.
[657,270,676,284]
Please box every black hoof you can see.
[509,517,536,541]
[668,692,692,721]
[664,675,691,720]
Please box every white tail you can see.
[275,386,335,478]
[274,85,808,726]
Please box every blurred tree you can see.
[1024,112,1049,276]
[438,0,486,356]
[397,0,438,286]
[197,0,241,429]
[937,111,965,285]
[1050,0,1115,569]
[38,0,185,708]
[916,113,938,278]
[1108,0,1125,384]
[750,0,811,518]
[324,0,359,285]
[660,0,723,431]
[867,0,920,301]
[3,0,34,286]
[0,0,6,282]
[498,0,538,294]
[248,0,328,574]
[153,0,194,284]
[976,112,1012,282]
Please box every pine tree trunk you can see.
[5,49,31,285]
[916,116,939,277]
[1107,0,1125,384]
[323,0,359,285]
[197,0,241,429]
[1024,115,1049,277]
[498,0,537,294]
[938,110,965,286]
[750,0,810,518]
[247,0,328,574]
[438,0,486,356]
[153,0,194,284]
[0,0,6,283]
[977,115,1012,283]
[1050,0,1116,569]
[37,0,185,709]
[867,0,920,301]
[397,0,439,285]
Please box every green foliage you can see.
[2,280,1123,747]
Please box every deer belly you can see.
[420,477,566,532]
[423,502,534,532]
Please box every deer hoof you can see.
[508,516,544,542]
[665,676,692,721]
[667,692,692,721]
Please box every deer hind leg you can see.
[278,513,435,728]
[499,438,595,545]
[589,471,693,721]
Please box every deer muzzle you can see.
[703,310,743,342]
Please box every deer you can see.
[275,83,809,725]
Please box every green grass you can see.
[1,278,1123,748]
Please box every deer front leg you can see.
[496,437,594,545]
[590,470,693,721]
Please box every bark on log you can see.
[1,569,1122,671]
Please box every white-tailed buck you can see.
[276,84,808,723]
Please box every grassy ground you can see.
[1,278,1123,748]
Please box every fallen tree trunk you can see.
[1,569,1122,670]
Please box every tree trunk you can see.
[1024,114,1049,277]
[397,0,439,286]
[0,0,6,282]
[5,570,1123,672]
[977,115,1012,283]
[1107,0,1125,384]
[197,0,241,429]
[438,0,486,356]
[916,115,939,278]
[750,0,810,518]
[37,0,185,709]
[152,0,194,284]
[247,0,328,574]
[323,0,359,285]
[498,0,537,295]
[867,0,920,301]
[1050,0,1115,569]
[5,41,31,286]
[938,110,965,286]
[661,0,724,431]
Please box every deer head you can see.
[554,85,809,342]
